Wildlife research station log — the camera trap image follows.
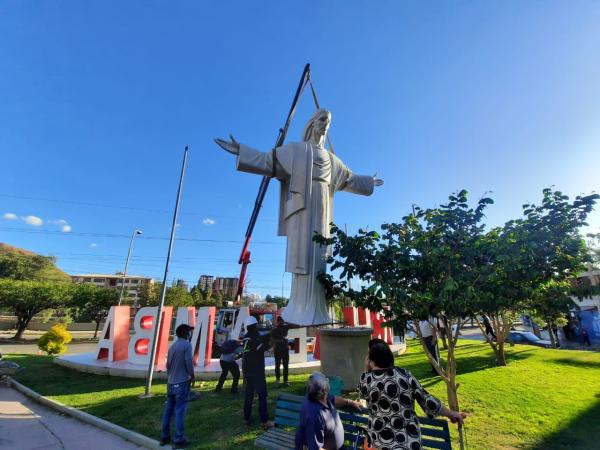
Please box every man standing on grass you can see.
[270,316,292,387]
[160,324,195,448]
[242,316,274,429]
[419,317,439,374]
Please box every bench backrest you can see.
[275,393,451,450]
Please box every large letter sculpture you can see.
[96,306,130,361]
[128,306,173,365]
[190,306,216,366]
[174,306,196,333]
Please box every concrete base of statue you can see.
[55,352,321,380]
[318,326,373,392]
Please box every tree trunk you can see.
[445,340,465,450]
[547,318,557,348]
[12,315,31,339]
[93,321,100,339]
[440,329,448,350]
[496,340,507,366]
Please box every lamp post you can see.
[118,229,143,306]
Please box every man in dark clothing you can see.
[242,316,274,429]
[581,327,591,346]
[161,324,195,448]
[215,339,243,394]
[270,316,292,387]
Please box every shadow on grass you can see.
[549,358,600,370]
[398,349,536,382]
[527,399,600,450]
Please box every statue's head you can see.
[301,108,331,144]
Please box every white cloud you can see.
[2,213,17,220]
[90,243,97,248]
[203,217,216,225]
[22,215,43,226]
[49,218,71,232]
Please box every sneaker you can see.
[159,436,171,446]
[172,438,190,448]
[260,421,275,429]
[282,382,291,387]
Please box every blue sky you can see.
[1,2,599,298]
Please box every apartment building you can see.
[71,272,154,304]
[198,275,214,291]
[212,276,239,298]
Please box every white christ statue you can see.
[215,109,383,325]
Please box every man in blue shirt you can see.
[160,324,195,448]
[295,372,362,450]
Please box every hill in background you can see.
[0,242,71,282]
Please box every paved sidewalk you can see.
[0,385,145,450]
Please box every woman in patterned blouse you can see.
[357,340,465,450]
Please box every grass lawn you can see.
[5,340,600,449]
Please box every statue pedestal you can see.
[319,327,373,391]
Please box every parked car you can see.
[508,331,552,348]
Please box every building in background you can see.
[174,279,189,290]
[198,275,214,291]
[212,276,239,298]
[71,273,155,304]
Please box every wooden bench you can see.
[255,392,452,450]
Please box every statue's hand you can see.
[214,134,240,155]
[373,172,384,187]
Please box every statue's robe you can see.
[236,141,374,325]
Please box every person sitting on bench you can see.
[295,371,362,450]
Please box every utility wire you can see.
[0,193,277,221]
[0,226,283,245]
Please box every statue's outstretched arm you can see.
[214,134,240,155]
[373,172,384,186]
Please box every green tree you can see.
[70,284,119,339]
[138,282,161,307]
[165,284,194,307]
[519,190,598,348]
[0,279,72,339]
[270,296,288,308]
[318,190,493,449]
[586,232,600,270]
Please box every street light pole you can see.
[118,229,143,306]
[143,146,188,397]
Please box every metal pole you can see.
[143,146,188,397]
[118,229,142,306]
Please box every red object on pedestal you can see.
[313,332,321,360]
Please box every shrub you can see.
[38,324,72,355]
